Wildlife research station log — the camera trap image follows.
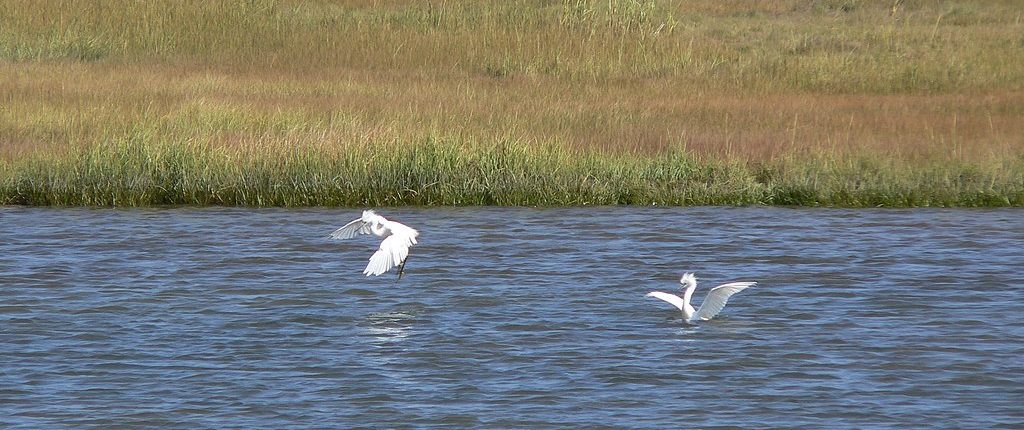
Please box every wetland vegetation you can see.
[1,0,1022,206]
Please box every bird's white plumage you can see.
[330,210,419,276]
[645,291,686,310]
[646,273,755,323]
[693,282,756,320]
[329,217,372,240]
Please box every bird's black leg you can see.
[396,253,410,281]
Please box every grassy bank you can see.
[3,133,1019,207]
[1,0,1022,206]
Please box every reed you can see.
[1,0,1022,207]
[2,131,1019,207]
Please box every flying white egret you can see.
[645,273,755,323]
[330,210,419,278]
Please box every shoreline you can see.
[3,139,1019,208]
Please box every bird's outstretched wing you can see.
[693,282,756,321]
[329,217,371,240]
[363,233,416,276]
[645,291,686,311]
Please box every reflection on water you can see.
[1,206,1023,429]
[364,312,414,343]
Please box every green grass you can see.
[1,0,1022,207]
[2,132,1020,207]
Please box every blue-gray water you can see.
[1,207,1022,429]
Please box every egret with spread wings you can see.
[645,273,755,323]
[330,210,419,278]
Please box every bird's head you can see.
[679,272,698,289]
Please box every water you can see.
[1,206,1022,429]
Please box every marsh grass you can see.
[3,131,1019,207]
[1,0,1022,206]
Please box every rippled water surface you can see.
[2,207,1022,429]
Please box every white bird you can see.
[330,210,419,278]
[645,273,755,324]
